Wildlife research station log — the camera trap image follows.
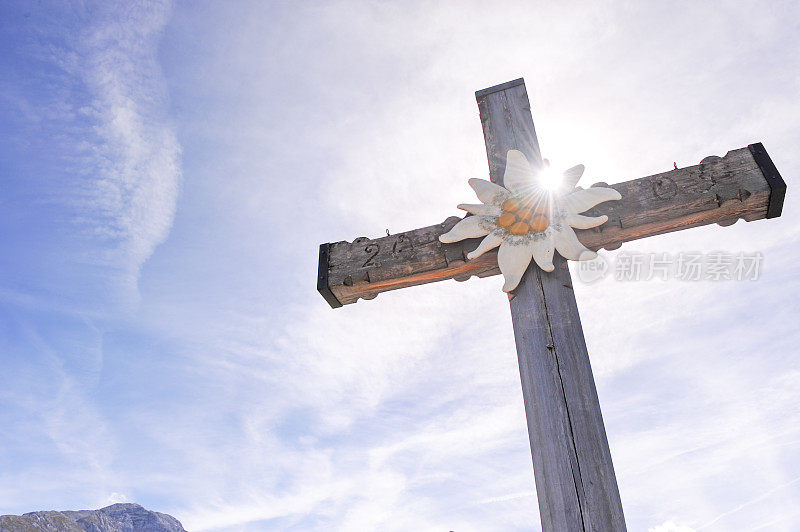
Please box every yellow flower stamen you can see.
[497,195,550,235]
[530,214,549,232]
[497,212,516,228]
[501,198,520,212]
[509,221,531,235]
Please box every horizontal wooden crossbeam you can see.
[318,143,786,307]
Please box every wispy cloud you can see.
[0,315,118,511]
[53,1,182,300]
[697,476,800,530]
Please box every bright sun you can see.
[538,166,563,191]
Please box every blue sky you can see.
[1,1,799,530]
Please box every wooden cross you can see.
[316,78,786,530]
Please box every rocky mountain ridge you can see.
[0,503,185,532]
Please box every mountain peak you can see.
[1,503,185,532]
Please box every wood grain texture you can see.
[479,80,625,531]
[322,144,773,306]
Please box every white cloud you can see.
[650,521,696,532]
[106,492,131,505]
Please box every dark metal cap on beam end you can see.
[475,78,525,98]
[317,243,342,308]
[748,143,786,219]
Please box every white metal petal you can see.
[561,164,585,189]
[439,215,494,243]
[531,235,555,272]
[564,213,609,229]
[503,150,538,195]
[466,230,504,260]
[561,187,621,214]
[553,224,597,261]
[458,203,502,216]
[498,238,534,292]
[468,178,511,206]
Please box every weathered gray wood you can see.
[323,144,774,306]
[479,80,626,531]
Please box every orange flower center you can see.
[498,197,550,235]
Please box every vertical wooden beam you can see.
[476,79,626,531]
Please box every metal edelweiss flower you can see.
[439,150,621,292]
